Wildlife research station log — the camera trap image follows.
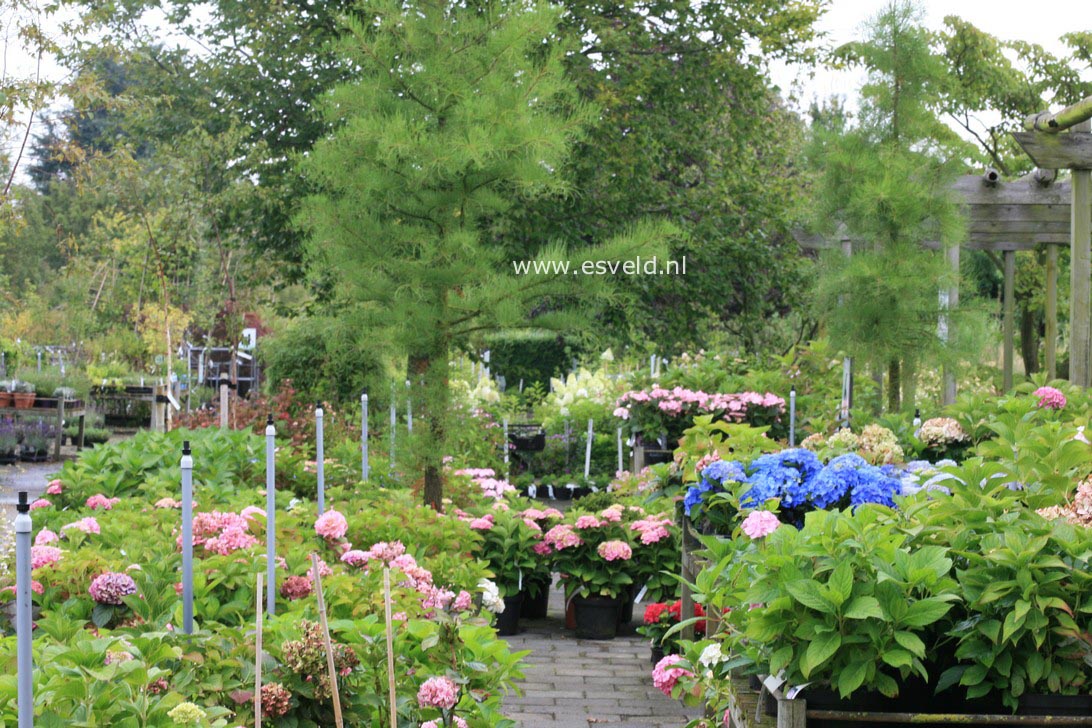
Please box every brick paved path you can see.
[502,586,700,727]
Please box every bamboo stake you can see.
[383,568,397,728]
[255,572,263,728]
[310,554,344,728]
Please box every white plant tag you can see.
[518,569,523,591]
[633,585,648,604]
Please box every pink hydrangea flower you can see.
[280,575,313,600]
[453,590,473,611]
[469,515,494,531]
[599,504,625,522]
[241,506,266,521]
[575,515,603,529]
[89,572,138,605]
[29,499,50,510]
[740,511,781,539]
[417,676,459,710]
[597,540,633,561]
[522,518,542,532]
[86,494,120,511]
[315,509,348,540]
[631,517,672,544]
[341,550,370,568]
[652,654,694,697]
[532,541,553,556]
[154,498,181,509]
[45,479,63,495]
[31,545,63,570]
[1034,386,1067,410]
[543,524,583,550]
[4,580,44,595]
[369,541,406,561]
[204,527,259,555]
[34,529,58,546]
[62,517,100,535]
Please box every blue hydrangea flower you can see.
[701,460,746,484]
[683,484,707,516]
[848,464,901,508]
[741,449,822,508]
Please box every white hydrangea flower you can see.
[478,578,504,613]
[698,642,726,668]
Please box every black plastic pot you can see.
[520,578,552,619]
[495,593,523,636]
[617,585,636,627]
[1019,694,1092,716]
[643,449,674,465]
[573,595,619,640]
[650,644,664,665]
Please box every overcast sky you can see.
[5,0,1091,181]
[771,0,1090,111]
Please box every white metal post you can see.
[316,403,325,515]
[405,380,412,433]
[789,387,796,447]
[265,415,276,616]
[361,393,369,481]
[181,441,194,633]
[584,418,594,480]
[616,427,623,473]
[15,492,33,728]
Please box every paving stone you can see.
[502,585,700,726]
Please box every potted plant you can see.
[518,505,564,619]
[548,511,637,639]
[11,381,35,409]
[19,420,52,461]
[461,505,540,636]
[638,599,706,664]
[0,421,19,464]
[0,381,12,408]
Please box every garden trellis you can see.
[797,169,1083,398]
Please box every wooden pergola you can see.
[795,168,1074,403]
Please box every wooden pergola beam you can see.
[1024,95,1092,133]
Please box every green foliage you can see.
[809,2,990,412]
[497,0,826,354]
[484,330,579,392]
[675,417,778,484]
[712,507,960,698]
[260,314,386,405]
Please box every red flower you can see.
[643,602,670,625]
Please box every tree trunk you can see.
[887,358,901,413]
[411,343,450,512]
[1020,307,1040,375]
[901,359,916,413]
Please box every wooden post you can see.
[54,396,65,460]
[255,572,263,728]
[679,504,699,642]
[1073,123,1092,387]
[219,372,230,430]
[152,384,166,433]
[776,698,807,728]
[311,554,344,728]
[1046,243,1059,379]
[943,242,960,405]
[1003,250,1016,390]
[383,569,397,728]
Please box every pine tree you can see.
[809,0,982,412]
[298,0,666,507]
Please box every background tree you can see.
[489,0,826,354]
[298,0,668,508]
[809,0,984,412]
